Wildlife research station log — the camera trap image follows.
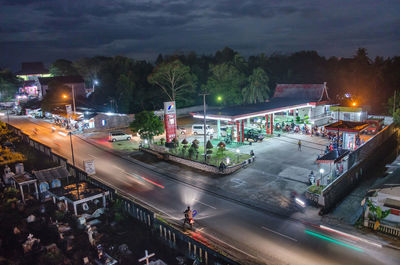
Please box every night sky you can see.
[1,0,399,70]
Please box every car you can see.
[244,129,264,142]
[108,131,132,142]
[192,124,214,135]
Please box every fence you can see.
[320,123,397,210]
[366,220,400,237]
[7,124,240,265]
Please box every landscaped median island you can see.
[141,138,254,174]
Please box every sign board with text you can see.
[163,101,177,144]
[84,160,96,175]
[66,104,72,115]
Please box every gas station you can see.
[191,83,331,142]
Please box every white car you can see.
[192,124,214,135]
[108,131,132,142]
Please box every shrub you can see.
[54,210,65,221]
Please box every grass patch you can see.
[112,140,140,152]
[155,143,252,167]
[308,185,325,194]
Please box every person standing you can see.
[298,140,302,151]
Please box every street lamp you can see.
[319,168,325,184]
[200,93,209,162]
[62,94,68,99]
[236,148,240,163]
[93,80,99,92]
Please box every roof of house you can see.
[316,149,350,164]
[17,62,49,75]
[324,121,369,133]
[38,75,84,86]
[33,166,70,183]
[273,83,330,101]
[379,186,400,197]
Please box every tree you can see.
[393,108,400,126]
[181,139,188,156]
[116,73,135,113]
[0,69,21,101]
[49,59,78,76]
[206,140,213,161]
[0,147,26,165]
[147,60,196,107]
[0,121,19,144]
[205,63,245,105]
[242,68,270,104]
[130,111,164,142]
[366,199,391,230]
[217,141,226,156]
[191,140,199,160]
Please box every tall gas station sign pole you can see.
[164,101,177,147]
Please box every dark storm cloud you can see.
[0,0,399,71]
[212,0,299,18]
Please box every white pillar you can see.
[52,196,56,204]
[102,195,106,208]
[73,203,77,215]
[34,183,39,200]
[19,185,25,203]
[64,199,68,212]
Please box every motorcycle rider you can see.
[183,206,193,228]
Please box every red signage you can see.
[164,101,177,144]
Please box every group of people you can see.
[275,122,329,137]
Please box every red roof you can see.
[273,83,329,102]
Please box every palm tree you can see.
[242,68,270,104]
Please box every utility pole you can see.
[69,132,79,197]
[337,107,340,151]
[71,84,76,115]
[200,93,209,162]
[6,107,9,124]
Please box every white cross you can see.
[138,250,155,264]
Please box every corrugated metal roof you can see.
[33,166,70,183]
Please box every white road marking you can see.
[88,154,97,159]
[261,226,298,242]
[201,230,259,260]
[194,199,217,210]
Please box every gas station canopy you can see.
[191,83,330,121]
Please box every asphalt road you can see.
[4,115,400,265]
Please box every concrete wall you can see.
[94,113,134,129]
[142,146,254,175]
[320,123,397,210]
